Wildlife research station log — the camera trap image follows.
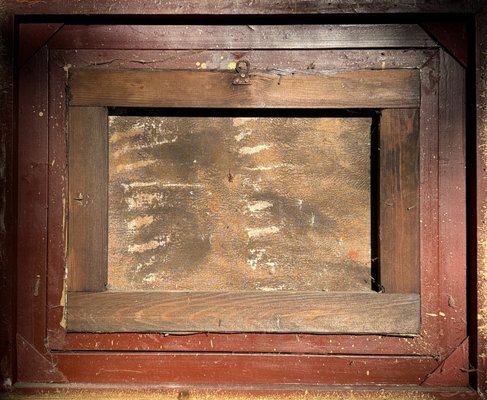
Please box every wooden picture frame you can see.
[66,68,420,334]
[11,20,472,392]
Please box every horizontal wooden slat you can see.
[13,1,482,16]
[49,24,437,50]
[69,68,419,108]
[67,291,420,334]
[52,353,438,386]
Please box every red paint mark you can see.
[348,249,359,260]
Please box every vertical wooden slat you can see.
[438,50,467,354]
[17,46,49,355]
[379,109,420,293]
[67,107,108,291]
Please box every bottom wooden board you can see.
[67,291,420,334]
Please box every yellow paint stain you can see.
[227,62,237,70]
[200,62,207,69]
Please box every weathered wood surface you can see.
[69,68,420,109]
[67,291,420,334]
[108,116,371,292]
[8,1,482,15]
[68,107,108,291]
[49,24,436,50]
[379,109,420,293]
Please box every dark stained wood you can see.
[52,47,434,71]
[46,49,71,343]
[52,352,437,386]
[379,109,420,294]
[7,0,482,15]
[9,18,475,391]
[421,21,468,67]
[108,116,371,292]
[67,107,108,291]
[47,48,445,356]
[18,23,63,67]
[69,68,420,109]
[423,338,469,387]
[418,53,442,347]
[437,50,467,353]
[17,47,49,355]
[67,291,420,334]
[49,24,436,50]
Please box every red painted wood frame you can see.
[16,24,468,388]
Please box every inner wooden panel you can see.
[108,116,372,292]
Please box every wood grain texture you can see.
[379,109,420,294]
[437,50,467,353]
[52,47,434,71]
[69,68,420,109]
[52,352,437,386]
[17,47,49,356]
[68,107,108,291]
[108,116,371,292]
[67,291,420,334]
[49,24,436,50]
[8,1,482,15]
[18,23,63,67]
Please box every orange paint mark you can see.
[348,249,359,260]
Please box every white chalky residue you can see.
[247,248,266,270]
[239,144,271,155]
[121,181,201,192]
[310,213,315,227]
[234,130,252,142]
[258,285,285,292]
[234,116,258,126]
[126,192,165,210]
[135,256,156,272]
[127,215,154,231]
[112,136,178,158]
[121,181,158,192]
[244,164,287,171]
[142,272,167,284]
[128,236,170,253]
[246,226,280,238]
[115,159,156,173]
[247,201,273,213]
[159,183,202,188]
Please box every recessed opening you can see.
[107,109,379,293]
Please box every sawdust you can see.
[1,388,443,400]
[478,44,487,380]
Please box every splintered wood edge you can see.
[68,69,420,109]
[66,291,420,335]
